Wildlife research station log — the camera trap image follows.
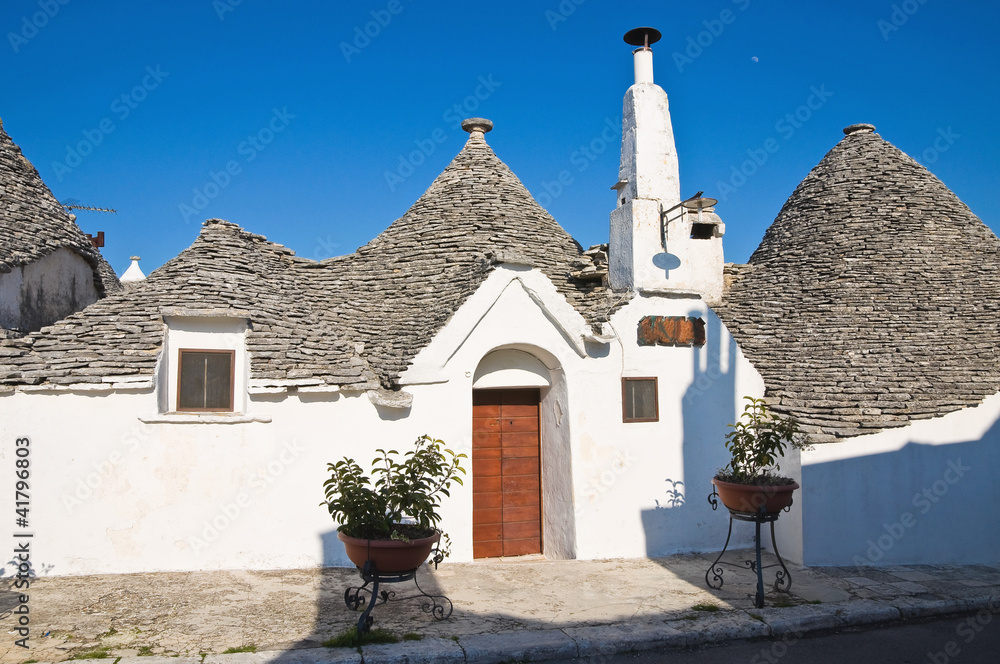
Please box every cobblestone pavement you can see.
[2,553,998,663]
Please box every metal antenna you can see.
[60,198,117,214]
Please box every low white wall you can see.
[793,393,1000,566]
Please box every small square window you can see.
[177,349,235,411]
[622,377,658,422]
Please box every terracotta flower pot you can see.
[711,477,799,515]
[338,530,441,573]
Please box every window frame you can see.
[621,377,659,423]
[176,348,236,413]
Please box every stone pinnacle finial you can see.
[461,118,493,135]
[121,256,146,284]
[844,123,876,136]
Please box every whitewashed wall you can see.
[776,392,1000,566]
[0,247,98,333]
[0,265,766,576]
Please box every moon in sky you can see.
[752,56,759,63]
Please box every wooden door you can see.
[472,388,541,558]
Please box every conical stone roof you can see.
[0,220,378,390]
[0,119,121,298]
[0,124,616,390]
[307,127,617,386]
[718,125,1000,441]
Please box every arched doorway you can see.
[471,349,550,558]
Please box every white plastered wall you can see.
[0,248,98,333]
[570,293,764,559]
[404,265,766,562]
[778,392,1000,566]
[0,266,767,575]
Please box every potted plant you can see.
[321,434,466,573]
[712,397,811,515]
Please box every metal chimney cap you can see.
[461,118,494,134]
[624,27,661,48]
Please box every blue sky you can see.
[2,0,998,276]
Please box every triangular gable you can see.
[400,265,606,385]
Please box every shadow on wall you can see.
[802,423,1000,566]
[641,312,751,556]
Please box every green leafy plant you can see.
[321,435,466,544]
[715,397,810,485]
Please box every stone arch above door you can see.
[472,348,552,389]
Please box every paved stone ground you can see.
[1,552,998,663]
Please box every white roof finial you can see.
[120,256,146,284]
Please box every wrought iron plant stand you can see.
[705,486,793,609]
[343,545,453,634]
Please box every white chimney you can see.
[608,27,725,303]
[633,46,654,84]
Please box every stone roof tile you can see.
[307,131,620,386]
[0,129,619,389]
